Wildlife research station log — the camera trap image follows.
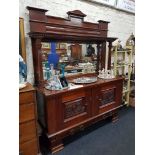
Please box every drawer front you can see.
[62,89,85,103]
[19,103,35,123]
[19,91,34,104]
[19,138,38,155]
[19,120,36,143]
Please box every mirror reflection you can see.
[41,42,97,80]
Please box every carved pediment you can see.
[67,10,86,22]
[67,10,86,17]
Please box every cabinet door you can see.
[92,81,123,115]
[61,88,91,128]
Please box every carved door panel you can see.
[61,88,91,129]
[92,82,123,115]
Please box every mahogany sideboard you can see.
[26,6,124,153]
[37,77,123,153]
[19,83,39,155]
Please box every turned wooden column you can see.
[97,42,106,72]
[31,38,43,85]
[96,44,101,73]
[108,41,112,70]
[101,41,106,69]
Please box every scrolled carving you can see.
[99,88,115,106]
[64,98,87,119]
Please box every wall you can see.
[19,0,135,84]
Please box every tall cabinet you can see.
[19,83,39,155]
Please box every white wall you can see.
[19,0,135,84]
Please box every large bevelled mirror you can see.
[41,42,98,79]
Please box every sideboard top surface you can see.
[37,77,123,97]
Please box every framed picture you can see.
[19,18,26,62]
[60,43,66,49]
[41,42,51,49]
[56,43,60,49]
[68,45,71,50]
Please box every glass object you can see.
[73,77,97,84]
[48,42,59,68]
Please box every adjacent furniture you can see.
[27,6,123,153]
[19,83,39,155]
[112,45,133,105]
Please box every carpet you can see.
[40,107,135,155]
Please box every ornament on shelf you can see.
[126,33,135,46]
[98,68,115,79]
[112,39,123,51]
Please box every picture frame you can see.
[59,43,66,49]
[19,18,26,62]
[56,43,60,49]
[41,42,51,49]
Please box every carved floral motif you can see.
[64,98,86,119]
[99,88,115,106]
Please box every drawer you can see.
[19,138,38,155]
[19,91,34,104]
[19,120,36,143]
[19,103,35,123]
[62,89,85,103]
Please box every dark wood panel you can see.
[46,16,100,29]
[46,96,58,134]
[70,44,82,60]
[62,89,85,103]
[46,22,106,32]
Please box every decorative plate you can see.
[73,77,97,84]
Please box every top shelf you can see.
[116,50,131,53]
